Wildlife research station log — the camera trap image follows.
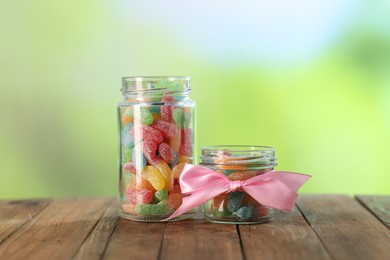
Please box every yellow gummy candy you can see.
[152,159,173,191]
[141,166,166,191]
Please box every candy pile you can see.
[120,94,194,217]
[205,154,272,221]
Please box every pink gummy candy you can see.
[158,142,175,163]
[143,139,158,160]
[180,128,193,156]
[123,162,136,173]
[152,120,179,138]
[126,188,154,204]
[161,95,174,122]
[131,124,163,144]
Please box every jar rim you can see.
[121,76,191,96]
[201,145,275,153]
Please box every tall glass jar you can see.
[118,76,196,222]
[200,145,276,224]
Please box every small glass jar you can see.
[118,76,196,222]
[200,145,276,224]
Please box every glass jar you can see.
[118,76,196,222]
[200,145,276,224]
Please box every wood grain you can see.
[102,219,166,260]
[0,197,112,260]
[239,207,331,260]
[297,195,390,260]
[356,195,390,229]
[73,198,119,260]
[160,220,243,260]
[0,199,51,244]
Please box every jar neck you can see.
[200,145,277,170]
[121,76,191,102]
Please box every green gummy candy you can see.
[141,108,153,125]
[173,108,185,128]
[125,108,134,117]
[183,110,192,128]
[122,147,132,162]
[135,200,170,215]
[215,208,231,218]
[154,189,168,201]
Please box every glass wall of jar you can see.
[118,76,196,222]
[200,145,276,224]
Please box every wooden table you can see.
[0,195,389,260]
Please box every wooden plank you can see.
[0,199,51,244]
[73,198,119,260]
[356,195,390,229]
[160,220,243,260]
[297,195,390,260]
[0,197,112,260]
[102,219,166,260]
[239,207,331,260]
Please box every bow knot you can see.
[230,180,244,192]
[163,164,311,221]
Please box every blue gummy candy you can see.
[227,192,245,213]
[149,106,161,113]
[234,206,253,220]
[132,146,146,169]
[121,123,134,148]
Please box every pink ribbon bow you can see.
[163,164,311,221]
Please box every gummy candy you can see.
[180,128,193,156]
[127,174,155,191]
[169,131,181,153]
[161,95,174,122]
[150,158,173,191]
[142,140,158,160]
[140,107,154,125]
[227,170,259,181]
[135,200,171,215]
[141,165,166,191]
[126,188,154,204]
[178,155,193,164]
[234,206,253,220]
[131,124,163,145]
[121,107,134,125]
[122,203,136,214]
[173,108,185,128]
[171,184,181,194]
[158,142,175,163]
[167,193,183,210]
[154,189,168,201]
[121,123,134,148]
[123,162,136,174]
[152,120,179,138]
[171,162,186,179]
[227,191,246,213]
[132,146,147,170]
[122,147,133,163]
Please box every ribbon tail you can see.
[162,185,228,221]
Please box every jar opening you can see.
[121,76,191,95]
[200,145,277,168]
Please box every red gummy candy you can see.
[158,142,175,163]
[180,128,193,156]
[126,188,154,204]
[131,124,163,144]
[123,162,136,173]
[152,120,179,138]
[142,139,158,159]
[161,95,174,122]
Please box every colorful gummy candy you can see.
[120,95,194,217]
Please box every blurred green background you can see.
[1,1,389,199]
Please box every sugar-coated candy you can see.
[154,189,168,201]
[139,107,153,125]
[161,95,174,122]
[180,128,193,156]
[171,184,181,194]
[258,206,270,217]
[214,208,231,218]
[135,200,171,215]
[213,193,228,209]
[169,131,181,153]
[173,108,185,128]
[152,120,179,138]
[150,106,161,113]
[183,109,192,128]
[234,206,253,220]
[122,203,136,214]
[152,112,161,121]
[121,108,134,125]
[227,170,259,181]
[167,193,182,210]
[171,162,186,179]
[178,155,193,164]
[123,162,136,173]
[227,191,245,213]
[158,142,175,163]
[126,188,154,204]
[122,147,132,163]
[141,165,166,190]
[150,157,173,191]
[121,123,134,148]
[127,174,156,191]
[142,139,158,160]
[132,146,147,170]
[131,124,163,144]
